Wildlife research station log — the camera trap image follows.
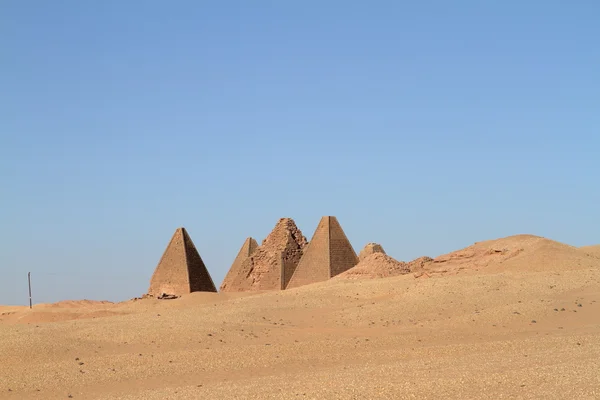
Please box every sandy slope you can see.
[1,235,600,399]
[580,245,600,259]
[426,234,599,274]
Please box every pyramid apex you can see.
[172,227,186,235]
[320,216,338,222]
[276,217,296,225]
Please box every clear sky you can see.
[1,1,598,305]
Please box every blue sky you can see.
[1,1,598,305]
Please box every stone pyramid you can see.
[358,242,386,261]
[286,216,358,289]
[223,218,307,292]
[219,237,259,291]
[148,227,217,296]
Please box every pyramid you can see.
[223,218,308,292]
[219,237,259,291]
[286,216,358,289]
[148,227,217,296]
[358,243,386,261]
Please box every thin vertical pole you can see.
[28,272,32,309]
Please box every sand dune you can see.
[581,244,600,259]
[426,234,598,274]
[336,234,596,281]
[36,299,115,309]
[1,234,599,399]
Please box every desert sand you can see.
[1,234,600,399]
[581,244,600,259]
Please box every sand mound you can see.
[426,234,599,275]
[0,300,126,324]
[336,253,410,279]
[3,310,127,324]
[37,299,114,309]
[580,245,600,259]
[358,243,386,261]
[407,256,434,272]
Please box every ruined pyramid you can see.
[223,218,308,292]
[336,253,410,280]
[148,227,217,296]
[358,242,386,261]
[219,237,259,291]
[286,216,358,289]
